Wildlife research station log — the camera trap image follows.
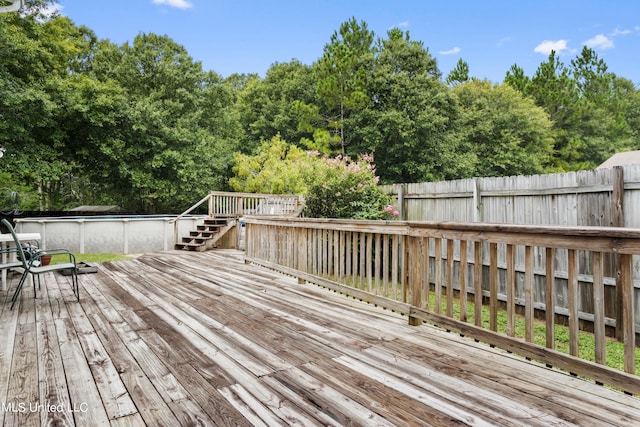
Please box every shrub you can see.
[302,153,395,220]
[230,137,396,220]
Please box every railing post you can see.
[408,236,423,326]
[174,220,178,247]
[612,166,625,341]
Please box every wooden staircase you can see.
[174,218,235,251]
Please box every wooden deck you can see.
[1,250,639,426]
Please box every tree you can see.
[86,33,241,212]
[446,58,470,86]
[229,135,319,195]
[571,46,613,102]
[0,10,100,210]
[613,77,640,147]
[565,47,633,167]
[234,61,315,152]
[507,48,637,170]
[453,80,555,177]
[504,64,530,93]
[307,17,374,153]
[349,28,468,183]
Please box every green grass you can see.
[337,276,639,375]
[50,253,136,264]
[428,292,640,374]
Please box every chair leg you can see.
[73,270,79,302]
[33,273,39,298]
[10,271,29,310]
[10,270,81,308]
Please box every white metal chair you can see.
[1,219,79,309]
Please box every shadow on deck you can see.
[1,250,639,426]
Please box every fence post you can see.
[397,184,405,220]
[79,219,85,254]
[473,178,482,222]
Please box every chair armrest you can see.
[31,248,76,265]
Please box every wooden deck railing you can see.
[244,217,640,395]
[171,191,302,244]
[208,191,302,217]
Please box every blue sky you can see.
[56,0,640,85]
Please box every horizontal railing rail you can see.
[244,217,640,396]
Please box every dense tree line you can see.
[1,2,638,213]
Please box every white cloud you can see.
[152,0,193,9]
[31,2,62,22]
[44,2,63,16]
[389,21,409,31]
[584,34,614,50]
[497,36,511,47]
[610,28,632,37]
[533,39,568,55]
[439,47,461,55]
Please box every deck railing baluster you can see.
[546,247,556,350]
[489,242,498,332]
[593,251,606,365]
[434,238,443,314]
[568,248,579,357]
[459,240,468,322]
[506,244,515,337]
[446,239,454,318]
[621,253,636,374]
[525,245,535,342]
[474,240,483,328]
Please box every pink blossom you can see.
[393,211,399,217]
[385,205,394,213]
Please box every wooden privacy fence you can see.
[244,217,640,395]
[381,165,640,227]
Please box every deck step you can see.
[175,218,235,251]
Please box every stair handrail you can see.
[170,192,213,244]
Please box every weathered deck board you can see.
[1,249,640,426]
[35,273,74,427]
